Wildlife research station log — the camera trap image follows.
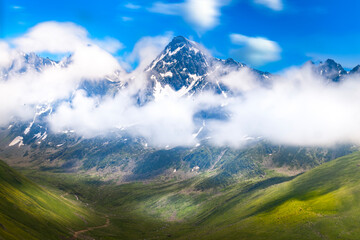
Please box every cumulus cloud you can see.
[0,45,121,126]
[230,33,281,66]
[13,22,88,53]
[48,90,202,146]
[0,41,15,69]
[210,63,262,92]
[184,0,223,30]
[0,22,122,125]
[209,65,360,147]
[253,0,283,11]
[13,21,123,54]
[148,0,230,31]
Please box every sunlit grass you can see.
[8,151,360,239]
[0,160,104,239]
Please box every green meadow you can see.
[3,151,360,239]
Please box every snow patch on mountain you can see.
[160,72,173,78]
[9,136,24,147]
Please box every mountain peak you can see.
[311,58,347,82]
[324,58,338,65]
[350,65,360,75]
[170,36,189,45]
[224,58,241,67]
[146,35,209,92]
[145,36,268,98]
[164,35,201,55]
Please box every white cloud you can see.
[0,44,121,126]
[124,3,141,9]
[13,22,89,53]
[48,89,200,147]
[0,22,122,125]
[210,64,262,92]
[13,21,123,54]
[230,33,281,66]
[184,0,222,30]
[92,37,124,53]
[126,33,173,70]
[119,33,173,96]
[148,0,230,31]
[7,21,360,149]
[0,42,15,69]
[253,0,283,11]
[48,62,360,148]
[209,65,360,147]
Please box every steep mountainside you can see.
[0,160,103,240]
[146,36,269,99]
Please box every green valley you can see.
[4,151,360,239]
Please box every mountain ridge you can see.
[0,36,358,182]
[146,35,270,100]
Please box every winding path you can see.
[72,216,110,239]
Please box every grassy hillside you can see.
[15,151,360,239]
[186,151,360,239]
[0,160,104,240]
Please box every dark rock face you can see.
[350,65,360,75]
[311,59,347,82]
[146,36,210,92]
[311,59,360,81]
[318,59,347,82]
[146,36,270,98]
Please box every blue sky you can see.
[2,0,360,72]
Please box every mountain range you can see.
[0,36,358,181]
[2,35,360,239]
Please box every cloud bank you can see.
[210,65,360,147]
[0,22,122,126]
[2,21,360,149]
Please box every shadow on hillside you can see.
[195,175,299,225]
[245,172,343,219]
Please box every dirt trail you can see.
[72,216,110,239]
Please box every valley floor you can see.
[3,151,360,239]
